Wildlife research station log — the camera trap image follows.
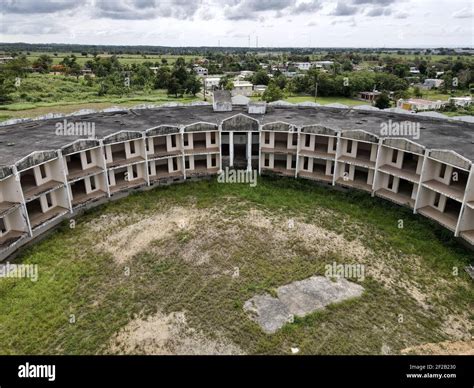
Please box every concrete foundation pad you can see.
[244,275,364,333]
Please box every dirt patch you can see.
[244,275,365,333]
[401,340,474,355]
[93,207,208,264]
[108,310,243,355]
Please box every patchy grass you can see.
[0,177,471,355]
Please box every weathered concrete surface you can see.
[244,275,364,334]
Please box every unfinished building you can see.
[0,104,473,260]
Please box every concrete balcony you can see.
[106,155,145,169]
[299,149,335,161]
[149,148,182,160]
[71,190,107,208]
[29,206,69,230]
[460,230,474,245]
[378,164,420,183]
[67,166,104,182]
[338,155,376,169]
[375,188,415,208]
[184,145,219,155]
[23,180,64,202]
[298,170,333,183]
[0,201,21,218]
[336,177,372,193]
[109,178,147,194]
[422,180,465,202]
[418,206,458,231]
[0,230,27,250]
[150,170,184,183]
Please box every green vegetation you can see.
[0,178,471,355]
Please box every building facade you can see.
[1,105,473,260]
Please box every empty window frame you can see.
[346,140,353,154]
[90,175,97,191]
[129,141,136,154]
[85,150,92,165]
[0,218,6,234]
[439,164,447,179]
[392,149,398,164]
[45,193,53,208]
[39,164,47,180]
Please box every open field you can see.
[0,178,472,355]
[23,53,201,66]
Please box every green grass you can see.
[284,95,365,106]
[0,73,199,121]
[0,177,471,355]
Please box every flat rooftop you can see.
[1,105,473,167]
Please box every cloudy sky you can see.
[0,0,473,47]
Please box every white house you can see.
[232,80,254,97]
[397,98,445,111]
[422,79,444,89]
[448,96,473,107]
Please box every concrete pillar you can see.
[247,131,252,171]
[229,132,234,168]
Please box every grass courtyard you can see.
[0,177,472,355]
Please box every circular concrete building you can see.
[0,100,473,260]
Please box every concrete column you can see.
[180,127,186,180]
[258,125,263,175]
[143,133,150,186]
[12,165,32,237]
[99,140,111,198]
[58,150,73,213]
[247,131,252,171]
[294,126,300,179]
[229,132,234,168]
[218,124,223,173]
[413,149,430,214]
[332,133,342,186]
[455,165,473,237]
[372,138,384,197]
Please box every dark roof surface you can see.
[0,105,473,167]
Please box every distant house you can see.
[409,67,420,75]
[254,85,267,94]
[295,62,312,71]
[358,91,381,103]
[397,98,445,111]
[204,76,222,90]
[448,96,473,107]
[194,66,208,76]
[0,56,13,64]
[422,78,444,89]
[232,80,253,97]
[149,66,159,74]
[80,68,95,77]
[312,61,334,69]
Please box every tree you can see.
[185,75,201,95]
[252,70,270,86]
[0,73,15,103]
[261,82,284,102]
[375,92,391,109]
[32,54,52,73]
